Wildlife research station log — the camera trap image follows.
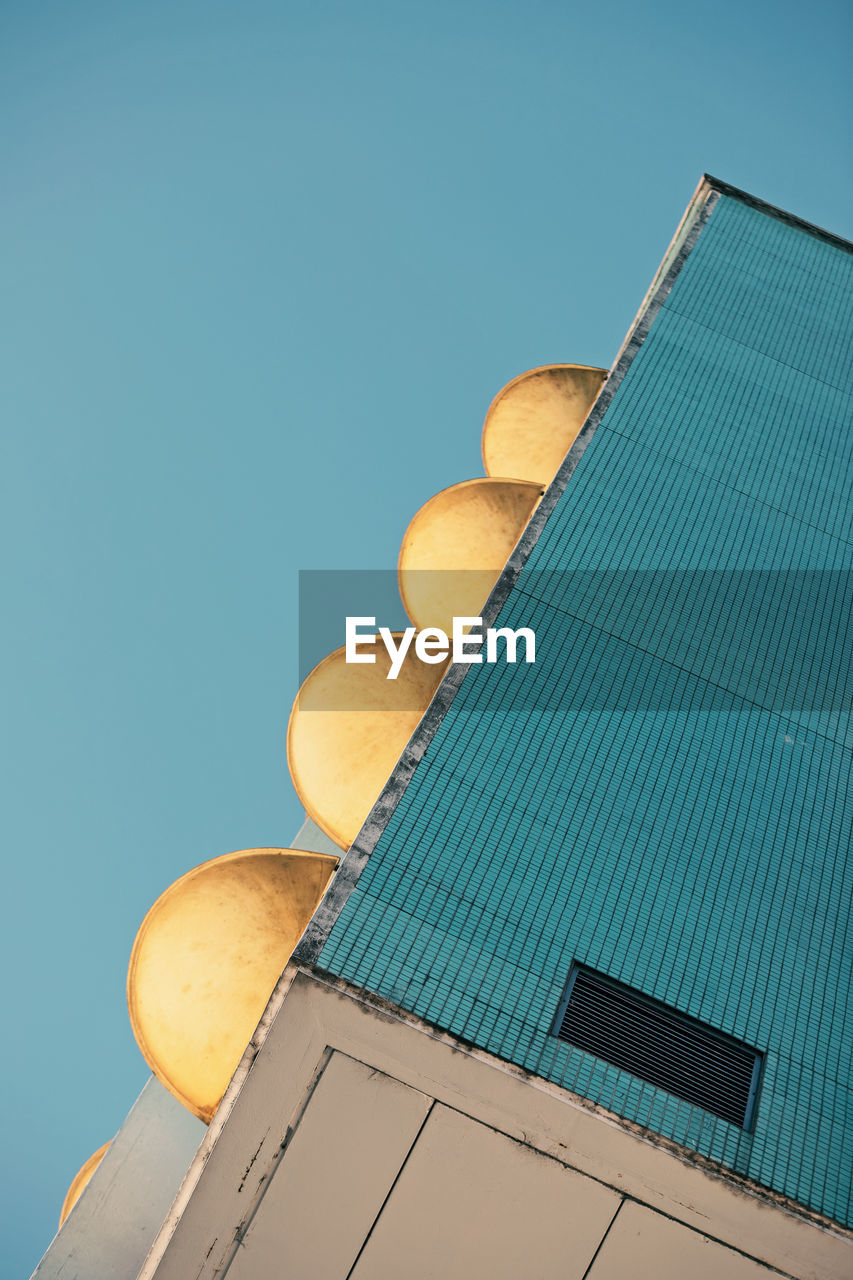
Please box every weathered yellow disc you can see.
[127,848,338,1123]
[287,640,448,851]
[398,477,542,634]
[482,364,608,484]
[59,1142,111,1226]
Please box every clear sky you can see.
[2,0,851,1272]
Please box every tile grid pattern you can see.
[319,195,853,1224]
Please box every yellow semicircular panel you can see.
[287,639,448,851]
[59,1141,111,1226]
[398,477,542,634]
[482,364,608,485]
[127,847,338,1123]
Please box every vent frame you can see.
[551,963,764,1132]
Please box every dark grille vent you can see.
[553,965,762,1130]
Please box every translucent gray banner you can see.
[297,569,852,720]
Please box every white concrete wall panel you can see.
[349,1103,619,1280]
[588,1201,779,1280]
[226,1053,431,1280]
[31,1078,204,1280]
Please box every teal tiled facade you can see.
[319,190,853,1224]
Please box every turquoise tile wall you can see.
[319,194,853,1224]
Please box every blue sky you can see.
[2,0,850,1271]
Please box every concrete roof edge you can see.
[305,968,853,1243]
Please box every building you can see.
[34,176,853,1279]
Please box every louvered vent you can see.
[553,965,762,1129]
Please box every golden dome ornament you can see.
[59,1142,111,1226]
[287,638,448,851]
[127,847,338,1123]
[398,477,542,635]
[482,364,607,485]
